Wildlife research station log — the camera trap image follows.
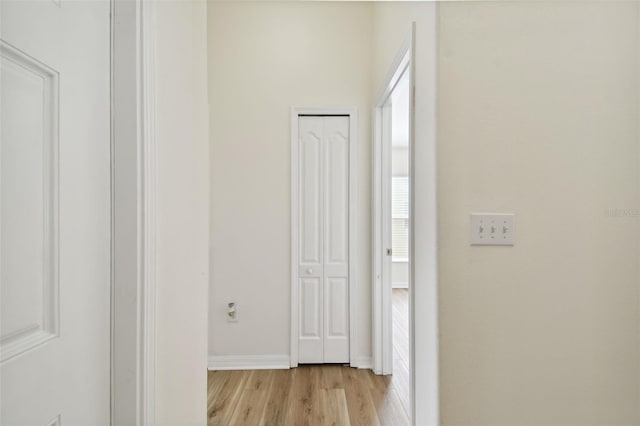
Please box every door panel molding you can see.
[0,40,59,364]
[290,107,358,368]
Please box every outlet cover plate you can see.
[226,303,238,322]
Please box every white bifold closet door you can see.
[298,116,350,364]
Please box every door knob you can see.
[306,268,313,274]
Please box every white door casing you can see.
[373,37,412,377]
[291,108,357,367]
[111,0,158,423]
[380,102,394,376]
[372,20,439,425]
[1,1,111,425]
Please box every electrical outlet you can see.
[226,302,238,322]
[470,213,515,245]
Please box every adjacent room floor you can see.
[391,288,410,416]
[207,290,410,425]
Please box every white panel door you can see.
[298,117,324,363]
[322,117,349,362]
[298,116,349,364]
[1,1,111,425]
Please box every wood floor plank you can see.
[207,371,225,400]
[287,366,322,426]
[392,289,410,417]
[244,370,274,391]
[229,389,270,426]
[227,371,274,425]
[319,365,344,390]
[355,368,408,424]
[359,368,391,391]
[207,370,248,426]
[318,388,351,426]
[260,369,293,426]
[368,379,409,426]
[342,368,381,426]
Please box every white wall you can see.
[392,261,408,288]
[437,2,640,424]
[392,146,409,177]
[391,68,410,149]
[391,73,410,177]
[208,2,373,363]
[156,1,209,425]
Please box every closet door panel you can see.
[324,117,349,266]
[323,116,350,363]
[324,276,349,362]
[299,117,323,268]
[298,117,324,363]
[299,277,323,363]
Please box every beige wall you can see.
[156,1,210,424]
[208,2,373,361]
[437,2,640,425]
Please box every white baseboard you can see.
[208,355,290,371]
[209,354,371,371]
[392,281,408,289]
[353,356,372,369]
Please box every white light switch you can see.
[470,213,515,245]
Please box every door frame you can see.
[290,107,358,368]
[111,0,158,424]
[372,19,440,425]
[372,26,413,377]
[372,39,412,378]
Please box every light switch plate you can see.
[470,213,515,245]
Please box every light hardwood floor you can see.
[391,288,410,417]
[207,290,410,425]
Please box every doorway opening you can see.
[390,69,411,415]
[372,23,415,421]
